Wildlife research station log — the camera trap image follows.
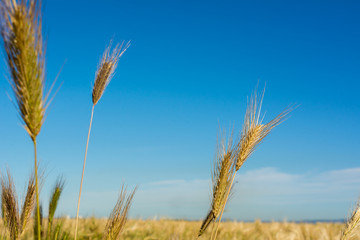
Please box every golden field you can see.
[3,218,357,240]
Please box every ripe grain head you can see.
[103,185,137,240]
[48,178,64,226]
[236,89,292,171]
[198,133,236,237]
[341,198,360,240]
[0,0,49,141]
[1,170,20,239]
[92,41,130,105]
[20,174,36,234]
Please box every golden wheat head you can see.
[1,170,36,239]
[92,41,130,105]
[341,198,360,240]
[0,0,50,141]
[46,177,64,239]
[236,89,292,171]
[102,185,137,240]
[19,174,36,233]
[1,170,20,239]
[198,134,235,237]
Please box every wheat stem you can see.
[74,104,95,240]
[210,220,216,239]
[33,140,41,240]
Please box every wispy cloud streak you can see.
[58,167,360,220]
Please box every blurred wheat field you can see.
[2,218,357,240]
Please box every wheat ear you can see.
[46,178,64,240]
[19,174,36,234]
[341,198,360,240]
[0,0,52,239]
[198,133,235,237]
[235,90,291,171]
[1,170,37,239]
[102,185,137,240]
[92,41,130,105]
[74,41,129,240]
[212,89,292,240]
[1,170,19,239]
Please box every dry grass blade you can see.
[341,199,360,240]
[1,170,20,239]
[236,89,292,171]
[103,185,137,240]
[92,41,130,105]
[19,174,35,234]
[0,0,48,141]
[198,134,235,237]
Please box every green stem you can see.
[74,105,95,240]
[46,216,52,240]
[34,140,41,240]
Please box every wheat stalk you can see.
[0,0,46,141]
[102,185,137,240]
[0,1,52,239]
[33,203,43,239]
[74,41,129,240]
[211,88,293,240]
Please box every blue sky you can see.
[0,0,359,221]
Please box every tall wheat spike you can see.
[341,198,360,240]
[235,89,291,171]
[19,174,36,234]
[92,41,129,105]
[198,133,236,237]
[74,41,129,240]
[211,88,293,240]
[1,170,36,240]
[46,178,64,240]
[0,0,51,239]
[1,171,19,240]
[102,186,137,240]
